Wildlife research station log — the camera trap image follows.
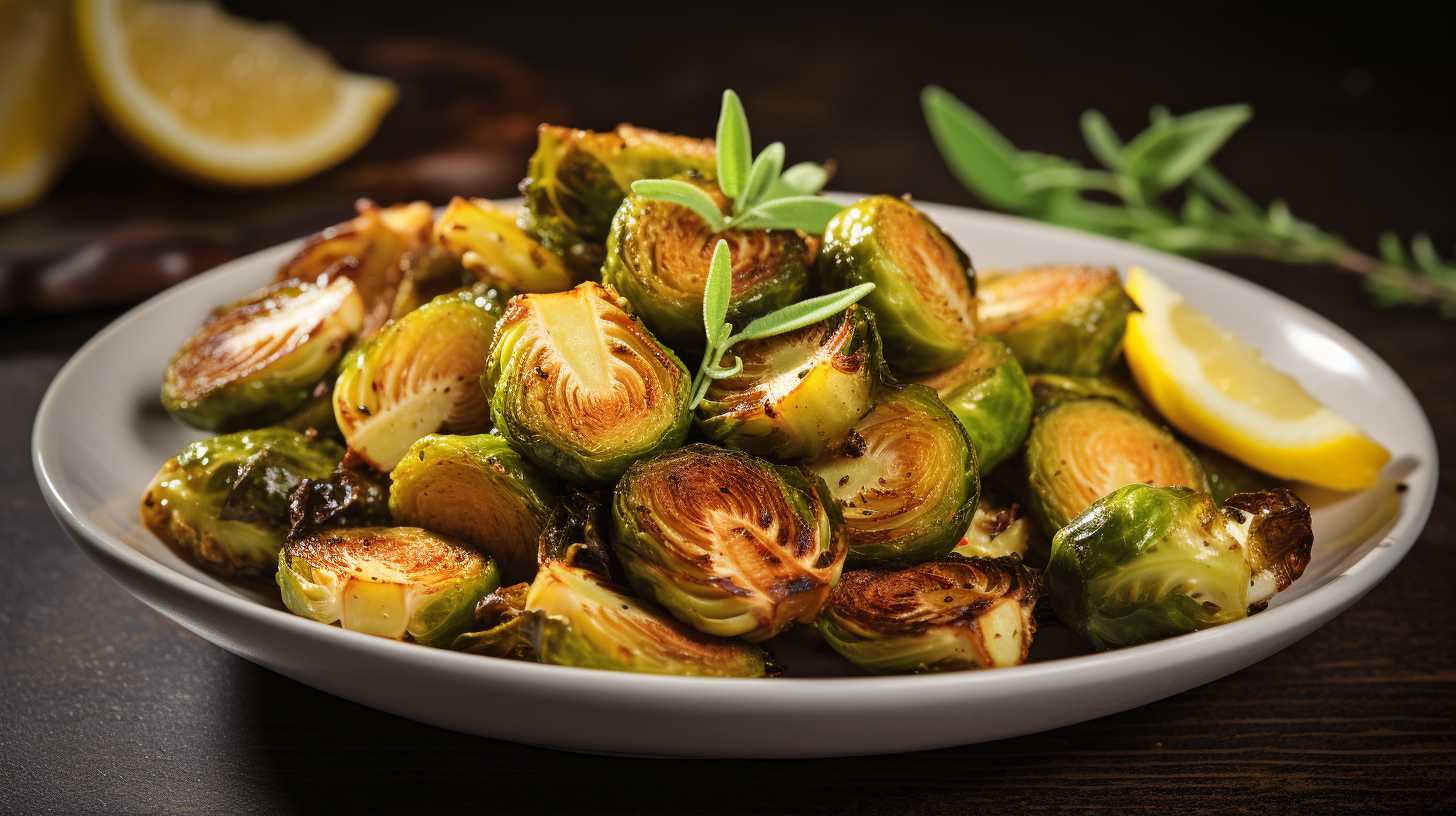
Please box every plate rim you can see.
[31,198,1439,702]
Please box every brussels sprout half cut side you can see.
[914,337,1032,474]
[818,195,977,374]
[978,265,1134,376]
[612,444,846,642]
[278,526,499,647]
[389,434,559,583]
[602,176,813,354]
[698,304,881,461]
[809,384,980,565]
[162,277,363,431]
[1045,484,1313,650]
[485,282,692,484]
[333,288,499,472]
[141,429,342,577]
[521,124,717,275]
[434,196,574,294]
[818,556,1040,674]
[1026,398,1208,534]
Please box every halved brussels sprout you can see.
[140,429,342,577]
[817,556,1040,673]
[914,337,1032,473]
[1026,398,1208,533]
[697,304,880,461]
[333,288,499,471]
[389,434,559,583]
[1026,371,1149,415]
[978,265,1134,376]
[1045,484,1313,649]
[818,195,977,373]
[278,200,434,338]
[955,496,1035,561]
[612,444,846,642]
[521,124,717,274]
[809,384,979,565]
[434,197,574,294]
[484,282,692,484]
[522,557,768,676]
[602,176,812,353]
[162,277,363,431]
[278,526,499,646]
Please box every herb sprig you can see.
[631,90,843,235]
[689,240,874,408]
[921,86,1456,316]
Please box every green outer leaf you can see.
[1079,110,1125,169]
[730,196,843,233]
[716,89,752,199]
[774,162,829,196]
[921,85,1029,210]
[629,179,727,232]
[732,283,875,343]
[738,142,785,213]
[1121,104,1252,194]
[702,240,732,345]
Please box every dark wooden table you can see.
[4,9,1453,814]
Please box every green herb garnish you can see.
[631,90,842,235]
[922,85,1456,316]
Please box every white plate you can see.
[33,199,1437,758]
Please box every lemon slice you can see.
[1123,266,1389,491]
[0,1,91,213]
[75,0,396,186]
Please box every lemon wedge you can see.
[0,1,91,214]
[75,0,396,186]
[1123,266,1389,491]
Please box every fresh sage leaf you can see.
[1080,110,1125,169]
[716,89,752,200]
[1412,234,1441,275]
[732,283,875,343]
[738,142,785,214]
[1121,104,1252,194]
[702,239,733,344]
[631,179,727,232]
[774,162,830,196]
[730,196,844,233]
[921,86,1029,210]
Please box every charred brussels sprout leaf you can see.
[1046,484,1312,649]
[141,429,341,577]
[521,124,716,275]
[278,526,499,646]
[287,464,391,540]
[818,195,977,373]
[484,282,692,484]
[612,444,846,642]
[452,582,536,660]
[162,277,363,431]
[389,434,559,583]
[333,289,499,471]
[978,265,1134,376]
[697,304,881,461]
[914,337,1032,473]
[809,384,979,565]
[955,495,1036,561]
[1027,398,1207,533]
[603,176,813,353]
[434,197,574,294]
[818,556,1040,673]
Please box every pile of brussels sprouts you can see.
[141,96,1314,678]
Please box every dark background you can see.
[4,6,1454,814]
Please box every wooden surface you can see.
[3,8,1453,814]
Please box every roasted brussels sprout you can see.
[978,265,1134,376]
[1046,484,1313,649]
[484,282,692,484]
[1027,371,1149,415]
[434,196,574,294]
[817,556,1040,673]
[141,429,342,577]
[278,526,498,646]
[955,496,1035,561]
[333,288,499,471]
[277,200,434,337]
[809,385,979,565]
[612,444,846,642]
[697,304,880,461]
[1026,398,1208,533]
[389,434,559,583]
[914,337,1032,473]
[162,277,363,431]
[602,176,813,353]
[521,124,716,274]
[818,195,977,373]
